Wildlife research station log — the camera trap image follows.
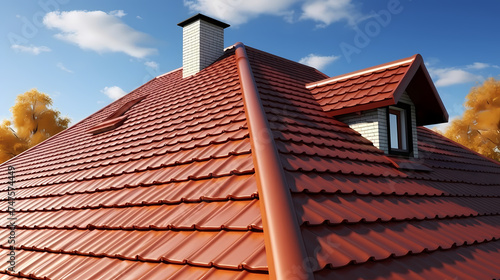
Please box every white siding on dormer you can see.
[337,109,382,150]
[337,91,418,158]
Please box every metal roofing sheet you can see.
[308,62,411,113]
[294,193,500,225]
[0,249,267,280]
[2,43,499,279]
[12,200,262,230]
[314,241,500,280]
[305,53,449,126]
[0,47,268,278]
[301,216,500,268]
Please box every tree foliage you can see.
[0,89,70,163]
[443,77,500,161]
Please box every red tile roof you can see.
[1,43,499,280]
[1,49,267,279]
[245,46,500,279]
[307,54,448,125]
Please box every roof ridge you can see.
[234,42,313,279]
[155,67,182,79]
[306,54,419,89]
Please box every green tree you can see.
[0,89,70,163]
[443,78,500,161]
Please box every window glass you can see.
[389,107,408,151]
[389,112,399,149]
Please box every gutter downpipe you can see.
[234,42,313,280]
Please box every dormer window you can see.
[387,103,413,156]
[334,96,418,158]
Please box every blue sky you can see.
[1,0,499,129]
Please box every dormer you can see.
[306,54,448,158]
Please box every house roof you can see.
[1,48,267,279]
[306,54,449,126]
[1,43,500,280]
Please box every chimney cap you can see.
[177,13,230,28]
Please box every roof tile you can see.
[295,193,500,225]
[6,229,266,268]
[2,249,263,280]
[2,43,499,279]
[13,200,262,230]
[303,216,500,269]
[306,55,448,126]
[0,46,268,278]
[246,46,500,279]
[315,242,500,280]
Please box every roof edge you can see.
[234,42,313,280]
[420,126,499,166]
[327,99,394,117]
[156,67,182,79]
[392,54,422,103]
[417,61,449,123]
[394,54,448,125]
[306,54,418,89]
[307,53,448,125]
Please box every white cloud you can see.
[299,54,339,70]
[109,10,127,17]
[43,10,157,58]
[101,86,127,100]
[184,0,299,25]
[144,61,159,71]
[466,62,489,70]
[11,44,51,55]
[282,10,296,23]
[57,62,73,73]
[184,0,361,26]
[300,0,360,27]
[428,67,483,87]
[466,62,499,70]
[136,15,143,20]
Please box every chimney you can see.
[178,14,230,78]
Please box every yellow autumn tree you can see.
[443,77,500,161]
[0,89,70,163]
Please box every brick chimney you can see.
[178,14,230,78]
